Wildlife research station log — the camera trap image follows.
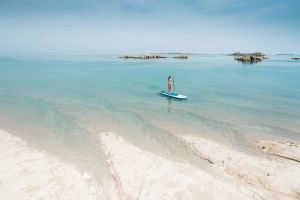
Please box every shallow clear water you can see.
[0,54,300,161]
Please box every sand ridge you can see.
[100,132,298,200]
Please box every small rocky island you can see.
[119,53,189,60]
[229,52,267,63]
[119,55,167,59]
[174,54,188,59]
[291,57,300,60]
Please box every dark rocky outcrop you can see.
[119,55,167,59]
[234,55,266,63]
[229,52,267,63]
[174,54,188,59]
[291,57,300,60]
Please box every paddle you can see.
[172,78,176,91]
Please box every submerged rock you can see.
[291,57,300,60]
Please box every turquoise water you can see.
[0,54,300,160]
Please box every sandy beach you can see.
[0,130,118,200]
[1,0,300,198]
[1,128,300,200]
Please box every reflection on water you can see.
[168,98,172,113]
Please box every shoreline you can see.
[1,128,300,199]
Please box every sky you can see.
[0,0,299,54]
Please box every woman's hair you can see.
[168,75,172,80]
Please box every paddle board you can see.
[159,91,187,99]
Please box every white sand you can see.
[0,130,118,200]
[181,135,300,198]
[151,120,300,198]
[100,132,296,200]
[2,128,300,200]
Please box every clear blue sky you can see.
[0,0,299,54]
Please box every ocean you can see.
[0,54,300,167]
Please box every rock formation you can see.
[174,54,188,59]
[291,57,300,60]
[119,55,167,59]
[229,52,267,63]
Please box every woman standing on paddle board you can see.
[168,75,173,93]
